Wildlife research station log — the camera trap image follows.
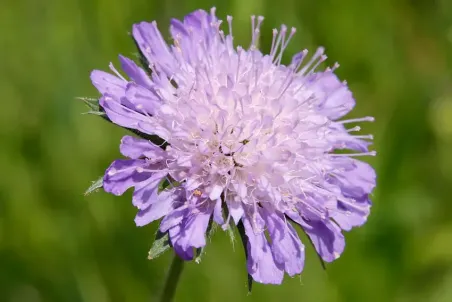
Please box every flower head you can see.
[90,8,376,284]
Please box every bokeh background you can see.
[2,0,452,301]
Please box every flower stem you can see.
[159,253,184,302]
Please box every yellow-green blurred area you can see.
[1,0,452,301]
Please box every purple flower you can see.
[90,8,376,285]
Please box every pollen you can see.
[193,189,202,196]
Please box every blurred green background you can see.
[2,0,452,301]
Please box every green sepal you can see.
[237,221,253,294]
[84,176,103,196]
[221,201,236,249]
[148,231,171,260]
[157,177,181,194]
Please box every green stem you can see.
[159,254,184,302]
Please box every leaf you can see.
[84,176,103,196]
[237,221,253,294]
[148,231,171,260]
[77,97,109,119]
[82,110,107,117]
[78,97,100,111]
[157,177,181,194]
[221,201,236,249]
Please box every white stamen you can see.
[109,63,127,82]
[339,116,375,124]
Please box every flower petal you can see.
[99,94,148,130]
[132,170,168,209]
[331,195,371,231]
[132,21,174,75]
[242,215,284,284]
[307,72,355,120]
[262,209,304,276]
[119,55,153,89]
[213,198,224,225]
[135,190,178,227]
[159,205,188,233]
[335,159,376,197]
[168,225,195,260]
[300,217,345,262]
[227,201,244,224]
[176,205,214,249]
[125,82,161,116]
[90,70,126,97]
[120,136,166,161]
[103,159,150,196]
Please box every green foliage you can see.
[148,231,171,260]
[84,176,104,196]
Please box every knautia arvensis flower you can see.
[88,8,376,285]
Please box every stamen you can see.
[353,134,374,140]
[235,46,243,83]
[276,27,296,65]
[227,16,233,36]
[273,25,288,64]
[109,63,127,81]
[270,28,278,57]
[339,116,375,124]
[330,62,340,72]
[218,30,225,44]
[346,126,361,132]
[290,49,309,71]
[210,7,216,18]
[306,54,327,76]
[330,151,377,157]
[250,15,256,47]
[271,26,286,60]
[299,47,325,75]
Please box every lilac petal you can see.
[336,159,376,197]
[99,94,145,128]
[103,159,151,196]
[179,9,216,42]
[99,94,166,138]
[307,72,355,120]
[300,217,345,262]
[329,123,371,152]
[132,22,174,75]
[159,205,189,233]
[324,158,375,229]
[227,201,244,224]
[169,225,194,260]
[170,19,189,37]
[183,10,206,31]
[242,216,284,284]
[331,195,371,231]
[135,190,177,227]
[176,205,214,249]
[118,55,153,89]
[262,209,304,276]
[90,70,126,96]
[209,183,224,200]
[124,82,161,116]
[213,198,224,225]
[120,136,166,161]
[132,171,167,209]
